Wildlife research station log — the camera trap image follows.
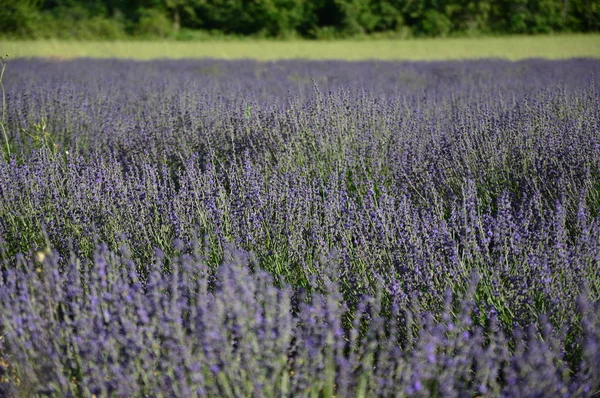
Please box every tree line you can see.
[1,0,599,40]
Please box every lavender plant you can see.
[0,58,599,396]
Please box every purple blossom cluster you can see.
[0,58,599,396]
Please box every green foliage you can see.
[420,9,453,36]
[0,0,127,40]
[0,0,43,38]
[335,0,379,36]
[446,1,492,35]
[194,0,306,37]
[19,118,60,157]
[34,13,126,40]
[0,0,598,39]
[136,8,172,38]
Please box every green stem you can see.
[0,57,10,159]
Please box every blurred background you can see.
[1,0,599,41]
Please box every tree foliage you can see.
[0,0,598,39]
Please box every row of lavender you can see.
[0,59,599,396]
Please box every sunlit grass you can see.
[1,34,599,60]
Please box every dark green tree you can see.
[0,0,44,38]
[1,0,599,39]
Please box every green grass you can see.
[1,34,599,60]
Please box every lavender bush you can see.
[0,58,599,396]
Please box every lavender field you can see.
[0,58,599,397]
